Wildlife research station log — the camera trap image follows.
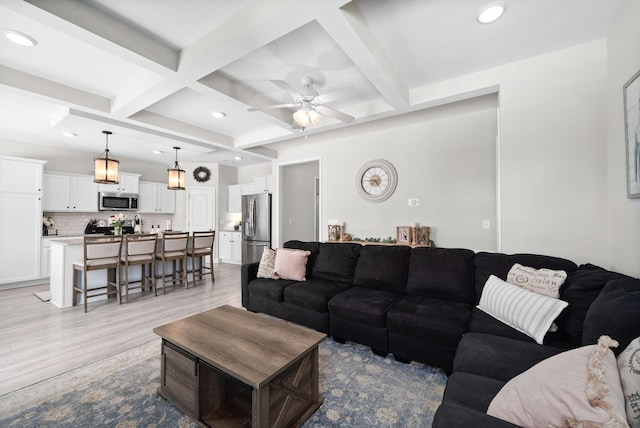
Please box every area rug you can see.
[0,338,446,427]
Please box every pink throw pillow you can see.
[272,248,311,281]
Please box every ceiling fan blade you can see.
[271,80,301,100]
[316,105,354,123]
[248,103,298,112]
[316,87,359,104]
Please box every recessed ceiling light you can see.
[62,131,77,138]
[152,150,163,155]
[477,2,506,24]
[234,156,243,161]
[211,111,226,119]
[4,30,38,47]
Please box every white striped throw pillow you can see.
[478,275,569,344]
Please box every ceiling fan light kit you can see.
[249,76,354,129]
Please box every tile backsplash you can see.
[43,212,175,237]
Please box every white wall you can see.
[272,39,613,269]
[607,0,640,277]
[273,95,498,250]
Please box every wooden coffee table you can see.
[153,305,326,427]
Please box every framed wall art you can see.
[397,226,410,244]
[624,69,640,198]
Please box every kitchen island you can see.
[49,236,195,308]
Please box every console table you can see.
[153,305,326,427]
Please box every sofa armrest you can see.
[241,262,259,309]
[432,402,520,428]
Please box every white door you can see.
[186,187,215,232]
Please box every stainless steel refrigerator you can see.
[241,193,272,264]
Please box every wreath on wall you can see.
[192,166,211,183]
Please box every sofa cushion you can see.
[312,242,361,283]
[453,332,565,382]
[387,296,472,348]
[273,248,311,281]
[256,246,275,279]
[406,247,475,304]
[556,263,629,345]
[506,263,567,298]
[442,372,505,412]
[353,245,411,293]
[432,402,520,428]
[617,336,640,427]
[469,308,575,349]
[248,278,298,302]
[473,252,577,304]
[487,336,627,428]
[583,277,640,356]
[328,286,403,327]
[477,275,568,345]
[283,279,352,312]
[283,240,320,279]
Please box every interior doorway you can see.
[280,160,320,243]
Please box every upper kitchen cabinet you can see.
[138,181,175,214]
[98,172,140,194]
[0,155,44,194]
[228,184,242,213]
[0,156,46,285]
[43,172,98,212]
[254,175,272,193]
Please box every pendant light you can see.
[94,130,119,184]
[167,146,185,190]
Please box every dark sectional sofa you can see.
[240,240,640,427]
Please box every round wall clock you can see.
[192,166,211,183]
[355,159,398,202]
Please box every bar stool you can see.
[73,235,123,313]
[187,230,215,284]
[119,233,158,303]
[155,231,189,293]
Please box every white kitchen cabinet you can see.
[139,181,176,213]
[218,231,241,264]
[0,156,43,194]
[254,175,272,193]
[40,239,51,279]
[228,184,242,213]
[98,172,140,193]
[43,172,98,212]
[0,156,46,284]
[241,182,255,195]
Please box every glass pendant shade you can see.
[293,102,321,127]
[168,146,185,190]
[94,130,119,184]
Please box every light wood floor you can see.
[0,263,242,397]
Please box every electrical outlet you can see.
[408,198,419,207]
[482,219,491,229]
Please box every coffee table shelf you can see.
[154,305,326,428]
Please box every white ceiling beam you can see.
[318,2,409,109]
[0,65,110,112]
[23,0,178,72]
[128,111,234,148]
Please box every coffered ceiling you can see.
[0,0,629,166]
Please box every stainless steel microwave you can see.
[99,192,139,211]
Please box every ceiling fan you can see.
[248,77,354,129]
